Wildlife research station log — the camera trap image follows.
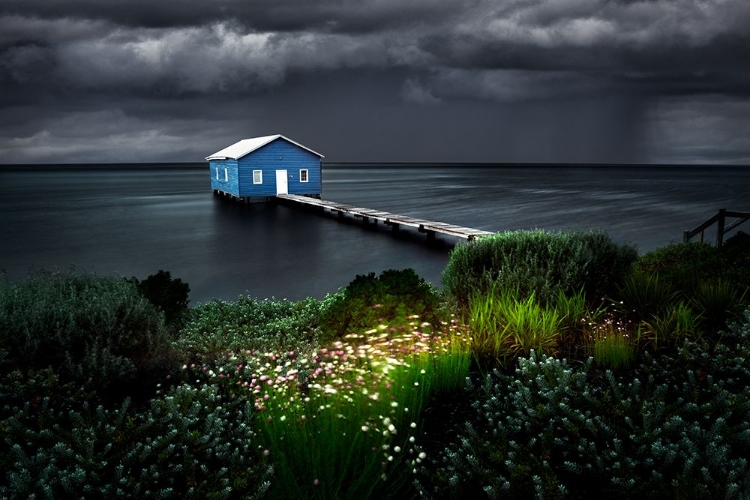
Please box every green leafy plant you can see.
[692,279,748,335]
[130,270,190,328]
[418,329,750,499]
[633,242,720,292]
[177,296,324,362]
[0,369,272,499]
[640,301,702,350]
[468,287,562,365]
[442,230,637,309]
[719,231,750,288]
[319,269,442,340]
[0,270,174,397]
[613,272,679,323]
[635,236,750,295]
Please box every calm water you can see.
[1,164,747,304]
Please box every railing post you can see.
[683,230,689,243]
[716,208,726,248]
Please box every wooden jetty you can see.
[276,194,494,241]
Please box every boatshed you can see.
[206,134,324,201]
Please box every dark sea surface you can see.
[1,164,748,304]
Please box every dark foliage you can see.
[628,237,750,334]
[0,270,177,401]
[177,296,323,362]
[0,368,272,499]
[442,230,637,310]
[319,268,442,339]
[634,233,750,294]
[417,309,750,499]
[130,270,191,329]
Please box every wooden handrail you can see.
[683,209,750,247]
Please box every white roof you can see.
[205,134,324,161]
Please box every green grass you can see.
[185,317,471,500]
[614,272,679,322]
[590,324,636,370]
[641,301,703,350]
[502,294,561,357]
[468,290,515,362]
[468,287,563,364]
[555,288,607,357]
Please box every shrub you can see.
[634,242,720,292]
[0,270,173,395]
[177,296,323,362]
[130,270,190,329]
[641,301,702,350]
[635,237,750,294]
[319,269,442,339]
[692,279,748,335]
[418,325,750,499]
[720,231,750,288]
[725,307,750,343]
[0,369,272,499]
[442,230,637,309]
[613,272,679,323]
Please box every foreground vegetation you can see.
[1,230,749,498]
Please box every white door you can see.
[275,170,288,195]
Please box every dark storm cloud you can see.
[2,0,746,99]
[0,0,748,163]
[417,0,750,98]
[0,0,473,33]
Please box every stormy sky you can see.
[1,0,748,164]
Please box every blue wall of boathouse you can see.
[209,137,322,200]
[239,139,321,197]
[209,159,240,196]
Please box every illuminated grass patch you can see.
[181,316,471,499]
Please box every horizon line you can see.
[1,161,748,168]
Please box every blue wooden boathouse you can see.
[206,134,324,202]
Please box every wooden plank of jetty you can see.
[276,194,494,241]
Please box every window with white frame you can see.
[224,168,228,182]
[215,167,219,180]
[253,170,263,184]
[300,169,309,182]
